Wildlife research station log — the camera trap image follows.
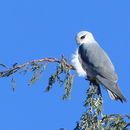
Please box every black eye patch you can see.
[80,35,86,39]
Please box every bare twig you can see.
[15,58,60,69]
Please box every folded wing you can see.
[78,42,126,102]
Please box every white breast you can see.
[71,49,87,77]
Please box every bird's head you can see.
[76,31,95,45]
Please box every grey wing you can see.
[78,42,117,81]
[78,43,126,102]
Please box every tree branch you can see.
[0,57,76,78]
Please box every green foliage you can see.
[74,83,103,130]
[27,62,47,86]
[46,56,75,99]
[74,84,130,130]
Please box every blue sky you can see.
[0,0,130,130]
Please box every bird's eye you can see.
[80,35,86,39]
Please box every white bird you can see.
[72,31,126,102]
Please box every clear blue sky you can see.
[0,0,130,130]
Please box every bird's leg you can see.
[97,84,102,97]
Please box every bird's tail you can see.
[107,89,126,102]
[107,86,126,103]
[96,76,127,103]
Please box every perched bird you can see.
[72,31,126,102]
